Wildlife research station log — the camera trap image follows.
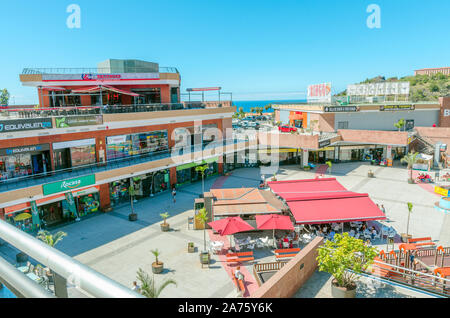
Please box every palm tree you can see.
[136,268,176,298]
[400,152,419,182]
[160,212,170,226]
[195,164,209,194]
[36,230,67,247]
[151,249,162,266]
[195,208,209,252]
[406,202,413,238]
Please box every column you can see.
[302,150,309,167]
[170,167,177,187]
[218,162,224,175]
[99,183,111,212]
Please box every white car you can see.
[240,121,249,127]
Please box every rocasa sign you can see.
[42,175,95,196]
[81,74,121,80]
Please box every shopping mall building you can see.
[0,59,253,233]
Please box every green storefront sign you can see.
[176,157,219,171]
[43,175,96,196]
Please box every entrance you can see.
[54,148,71,170]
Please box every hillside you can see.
[336,73,450,102]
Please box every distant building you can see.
[414,67,450,76]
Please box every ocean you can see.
[232,99,306,113]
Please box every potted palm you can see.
[317,232,378,298]
[195,208,210,264]
[160,212,170,232]
[401,152,419,184]
[271,173,277,181]
[136,268,177,297]
[401,202,414,243]
[151,249,164,274]
[303,165,311,171]
[188,242,195,253]
[195,164,208,194]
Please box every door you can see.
[31,154,43,175]
[54,149,71,170]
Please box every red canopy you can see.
[208,216,254,236]
[255,214,294,230]
[268,178,347,201]
[71,85,140,97]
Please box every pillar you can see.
[218,162,224,175]
[99,183,111,212]
[170,167,177,187]
[302,150,309,167]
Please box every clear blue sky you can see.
[1,0,449,104]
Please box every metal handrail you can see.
[0,219,144,298]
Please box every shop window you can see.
[70,145,96,167]
[106,130,168,160]
[338,121,349,129]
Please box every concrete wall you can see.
[334,110,439,131]
[309,113,335,132]
[279,109,290,124]
[252,236,323,298]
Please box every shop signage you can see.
[0,144,50,156]
[53,138,96,150]
[107,135,128,144]
[307,83,332,103]
[42,73,160,81]
[347,82,410,96]
[55,115,103,128]
[0,118,52,133]
[435,186,449,197]
[318,140,331,149]
[43,175,96,196]
[323,106,358,112]
[379,105,415,111]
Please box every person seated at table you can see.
[329,230,336,240]
[370,227,378,239]
[235,266,244,280]
[349,229,356,237]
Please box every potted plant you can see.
[317,233,378,298]
[160,212,170,232]
[136,268,177,297]
[303,165,311,171]
[195,208,210,264]
[271,173,277,181]
[188,242,195,253]
[401,152,419,184]
[367,169,374,178]
[401,202,414,243]
[151,249,164,274]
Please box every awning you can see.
[41,86,67,91]
[268,178,348,201]
[71,85,140,97]
[286,192,386,224]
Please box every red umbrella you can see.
[256,214,294,248]
[208,216,254,250]
[208,216,254,236]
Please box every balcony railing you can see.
[0,102,220,120]
[0,138,250,193]
[22,67,179,74]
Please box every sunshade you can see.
[208,216,254,236]
[256,214,294,230]
[14,213,32,222]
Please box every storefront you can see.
[109,169,171,206]
[308,147,335,164]
[106,130,168,160]
[0,144,51,180]
[4,184,100,231]
[53,138,97,170]
[176,157,219,186]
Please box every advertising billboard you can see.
[347,82,410,96]
[0,118,53,133]
[307,83,332,103]
[55,115,103,128]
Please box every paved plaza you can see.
[1,162,447,298]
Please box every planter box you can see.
[188,243,195,253]
[128,213,138,221]
[161,224,170,232]
[331,279,356,298]
[199,252,210,265]
[152,262,164,274]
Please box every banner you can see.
[55,115,103,128]
[30,201,41,228]
[43,174,96,196]
[64,192,79,219]
[347,82,410,96]
[0,118,52,133]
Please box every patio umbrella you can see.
[256,214,294,248]
[208,216,255,250]
[14,213,32,222]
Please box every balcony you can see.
[0,138,250,194]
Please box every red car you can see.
[278,125,297,133]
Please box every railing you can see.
[0,138,250,193]
[22,67,178,74]
[254,261,287,273]
[0,102,235,120]
[369,259,450,297]
[0,219,144,298]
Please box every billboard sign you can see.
[55,115,103,128]
[42,73,160,82]
[379,105,415,111]
[0,118,52,133]
[324,106,359,112]
[307,83,332,103]
[43,175,95,196]
[347,82,410,96]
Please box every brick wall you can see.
[439,96,450,128]
[338,129,408,146]
[251,236,323,298]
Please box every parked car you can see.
[247,122,260,129]
[278,125,297,133]
[240,121,250,128]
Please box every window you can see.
[337,121,349,129]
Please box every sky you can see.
[0,0,449,104]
